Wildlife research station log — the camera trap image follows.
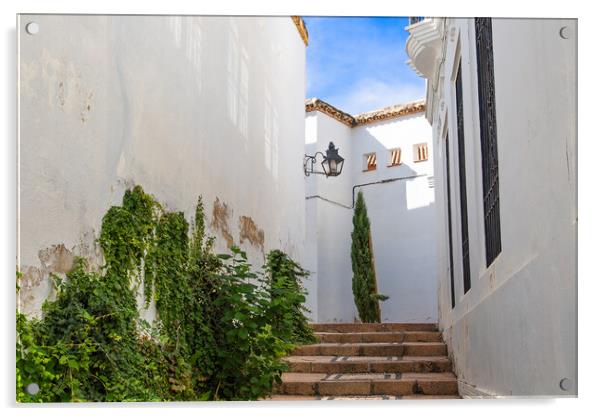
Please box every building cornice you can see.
[354,101,426,126]
[305,98,426,127]
[291,16,309,46]
[305,98,356,127]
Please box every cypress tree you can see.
[350,191,388,323]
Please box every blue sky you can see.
[303,17,426,115]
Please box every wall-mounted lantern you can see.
[304,142,345,178]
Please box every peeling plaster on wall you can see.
[211,197,234,248]
[21,49,95,124]
[38,243,75,273]
[19,244,75,318]
[239,216,265,254]
[18,229,104,317]
[18,266,49,317]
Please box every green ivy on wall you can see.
[16,186,314,402]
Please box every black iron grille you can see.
[475,17,502,266]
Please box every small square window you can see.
[363,153,377,171]
[413,143,429,162]
[389,148,402,167]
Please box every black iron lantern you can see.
[304,141,345,178]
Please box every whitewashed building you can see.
[303,98,437,323]
[18,15,309,318]
[406,17,577,396]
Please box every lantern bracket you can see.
[303,151,327,177]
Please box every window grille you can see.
[475,17,502,266]
[455,60,471,294]
[445,133,456,308]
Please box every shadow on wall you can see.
[310,118,438,323]
[355,127,437,323]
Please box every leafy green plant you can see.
[265,250,316,345]
[16,186,314,402]
[350,191,388,323]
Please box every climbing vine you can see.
[16,186,314,402]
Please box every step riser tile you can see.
[297,346,404,356]
[277,380,458,397]
[317,333,404,343]
[416,381,458,395]
[316,334,345,343]
[372,380,414,396]
[404,333,442,342]
[319,345,361,356]
[294,345,423,357]
[286,362,312,372]
[312,362,370,373]
[360,345,404,356]
[362,334,403,343]
[310,323,438,333]
[370,361,451,373]
[292,345,320,356]
[288,360,451,373]
[318,381,372,396]
[404,345,447,356]
[282,382,318,396]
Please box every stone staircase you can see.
[269,322,460,400]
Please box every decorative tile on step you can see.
[284,355,451,373]
[277,372,458,396]
[292,342,404,357]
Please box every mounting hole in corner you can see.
[559,26,571,39]
[26,382,40,395]
[559,378,573,391]
[25,22,39,35]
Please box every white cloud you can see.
[328,78,426,115]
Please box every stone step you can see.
[403,331,443,342]
[315,331,443,343]
[403,342,447,356]
[264,394,461,401]
[293,342,403,356]
[292,342,447,357]
[316,331,403,343]
[276,372,458,396]
[284,355,451,373]
[310,323,438,333]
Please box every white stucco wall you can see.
[304,112,354,322]
[352,114,436,323]
[428,18,577,396]
[304,108,435,323]
[18,15,307,318]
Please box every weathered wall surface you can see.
[18,15,307,317]
[304,109,436,323]
[428,18,577,396]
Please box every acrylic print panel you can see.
[17,15,576,402]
